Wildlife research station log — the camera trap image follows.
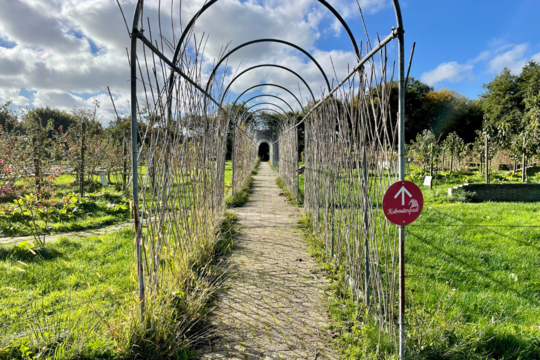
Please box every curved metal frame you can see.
[205,39,331,95]
[171,0,361,74]
[220,64,316,104]
[241,108,290,131]
[230,83,305,112]
[238,107,291,127]
[242,94,304,112]
[242,102,294,118]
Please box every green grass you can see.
[0,229,135,359]
[224,159,259,208]
[0,208,242,359]
[296,169,540,359]
[0,187,130,237]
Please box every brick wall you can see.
[448,183,540,202]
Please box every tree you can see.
[389,79,484,143]
[389,78,433,143]
[442,132,465,173]
[25,107,76,137]
[481,67,522,128]
[481,64,540,182]
[0,102,18,132]
[409,130,439,174]
[57,107,103,195]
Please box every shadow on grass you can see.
[0,243,63,262]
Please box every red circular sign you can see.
[383,181,424,225]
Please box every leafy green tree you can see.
[481,63,540,182]
[481,68,522,128]
[23,107,76,137]
[0,102,18,132]
[518,61,540,100]
[410,130,438,174]
[389,79,484,143]
[442,132,465,173]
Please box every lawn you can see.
[0,229,135,359]
[0,159,248,359]
[293,167,540,359]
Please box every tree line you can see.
[0,103,131,199]
[402,61,540,183]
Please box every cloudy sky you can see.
[0,0,539,124]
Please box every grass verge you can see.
[0,210,240,359]
[225,159,260,208]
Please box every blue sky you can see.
[311,0,540,99]
[375,0,540,98]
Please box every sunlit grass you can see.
[296,167,540,359]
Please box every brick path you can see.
[198,162,337,360]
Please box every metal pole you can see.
[485,136,490,184]
[391,0,406,358]
[296,120,300,204]
[231,124,236,195]
[363,125,370,305]
[79,120,86,197]
[131,0,145,321]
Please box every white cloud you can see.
[487,43,529,74]
[420,62,473,86]
[0,0,390,118]
[468,51,489,65]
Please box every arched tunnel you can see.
[258,142,270,161]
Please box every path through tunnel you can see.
[258,142,270,161]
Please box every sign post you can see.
[383,180,423,358]
[383,181,423,226]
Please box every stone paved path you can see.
[198,163,337,360]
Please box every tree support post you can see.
[131,0,145,322]
[296,119,300,204]
[79,120,86,197]
[485,136,489,184]
[231,124,236,196]
[363,129,370,306]
[123,128,128,191]
[429,143,434,189]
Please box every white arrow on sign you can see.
[394,186,412,206]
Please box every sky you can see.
[0,0,539,124]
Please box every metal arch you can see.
[236,102,296,131]
[244,94,295,114]
[231,106,289,131]
[238,109,288,139]
[131,0,406,352]
[220,64,315,105]
[204,39,331,95]
[242,94,299,114]
[239,108,290,128]
[390,1,406,358]
[231,84,303,112]
[173,0,360,67]
[238,103,292,124]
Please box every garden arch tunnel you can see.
[129,0,407,356]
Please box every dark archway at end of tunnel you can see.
[258,143,270,161]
